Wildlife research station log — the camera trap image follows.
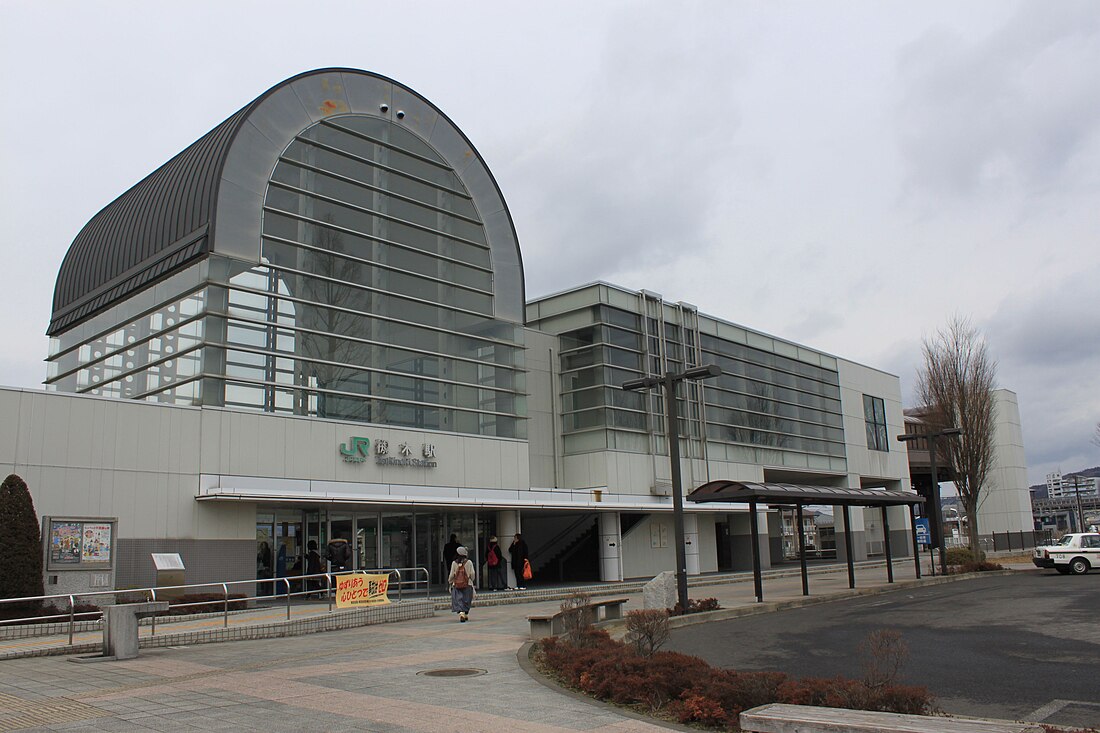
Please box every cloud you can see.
[506,6,746,298]
[895,1,1100,199]
[982,268,1100,480]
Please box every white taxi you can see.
[1032,532,1100,575]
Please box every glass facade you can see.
[545,294,847,471]
[46,114,526,439]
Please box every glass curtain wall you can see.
[218,114,526,438]
[558,304,846,470]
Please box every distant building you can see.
[1046,471,1098,499]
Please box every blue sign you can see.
[915,518,931,546]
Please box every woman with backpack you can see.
[447,546,476,622]
[485,536,506,591]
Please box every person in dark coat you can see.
[326,537,352,571]
[305,540,323,597]
[485,536,506,591]
[442,533,461,576]
[508,532,530,590]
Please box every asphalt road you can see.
[665,572,1100,729]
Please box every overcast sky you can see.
[2,1,1098,485]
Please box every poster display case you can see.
[43,517,117,571]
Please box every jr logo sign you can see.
[339,437,370,463]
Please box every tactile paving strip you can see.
[0,691,110,732]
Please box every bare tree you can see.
[916,317,997,552]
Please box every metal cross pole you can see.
[749,500,763,602]
[881,505,893,583]
[623,364,721,614]
[842,504,855,589]
[908,504,921,579]
[795,502,809,596]
[898,427,961,577]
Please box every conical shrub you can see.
[0,474,44,614]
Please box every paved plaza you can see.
[0,562,1011,733]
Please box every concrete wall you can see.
[620,511,721,579]
[979,389,1032,534]
[525,328,561,489]
[1,387,535,525]
[836,359,910,490]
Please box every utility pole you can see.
[898,427,962,576]
[1071,474,1087,533]
[623,364,721,613]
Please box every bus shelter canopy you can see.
[687,480,924,602]
[687,480,924,507]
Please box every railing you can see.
[0,566,428,647]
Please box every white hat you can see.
[456,546,468,556]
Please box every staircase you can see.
[531,517,599,582]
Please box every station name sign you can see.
[339,436,438,468]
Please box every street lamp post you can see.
[898,426,962,576]
[623,364,722,613]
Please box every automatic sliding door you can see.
[381,513,412,569]
[357,514,379,570]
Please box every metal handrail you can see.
[0,567,412,645]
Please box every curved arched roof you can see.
[49,68,524,335]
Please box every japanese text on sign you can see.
[335,573,391,608]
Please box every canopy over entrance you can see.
[687,480,924,507]
[688,481,925,602]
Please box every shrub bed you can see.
[669,597,721,616]
[948,560,1003,573]
[535,630,934,730]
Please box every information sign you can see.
[915,518,931,546]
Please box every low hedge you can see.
[0,593,248,624]
[536,630,934,729]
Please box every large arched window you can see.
[219,115,525,438]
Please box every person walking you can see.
[448,546,476,622]
[485,536,506,591]
[509,532,530,590]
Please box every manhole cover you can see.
[416,668,487,677]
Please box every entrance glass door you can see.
[275,510,304,590]
[257,511,275,594]
[415,513,439,585]
[448,512,478,569]
[381,512,412,569]
[357,514,379,570]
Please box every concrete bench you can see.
[739,704,1045,733]
[528,598,629,640]
[102,601,170,660]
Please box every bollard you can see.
[102,602,169,660]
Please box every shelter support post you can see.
[881,505,894,583]
[796,502,809,596]
[842,505,855,589]
[908,504,921,579]
[750,501,763,602]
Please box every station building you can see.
[1,69,915,594]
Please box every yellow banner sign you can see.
[335,572,391,608]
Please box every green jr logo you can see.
[339,436,370,463]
